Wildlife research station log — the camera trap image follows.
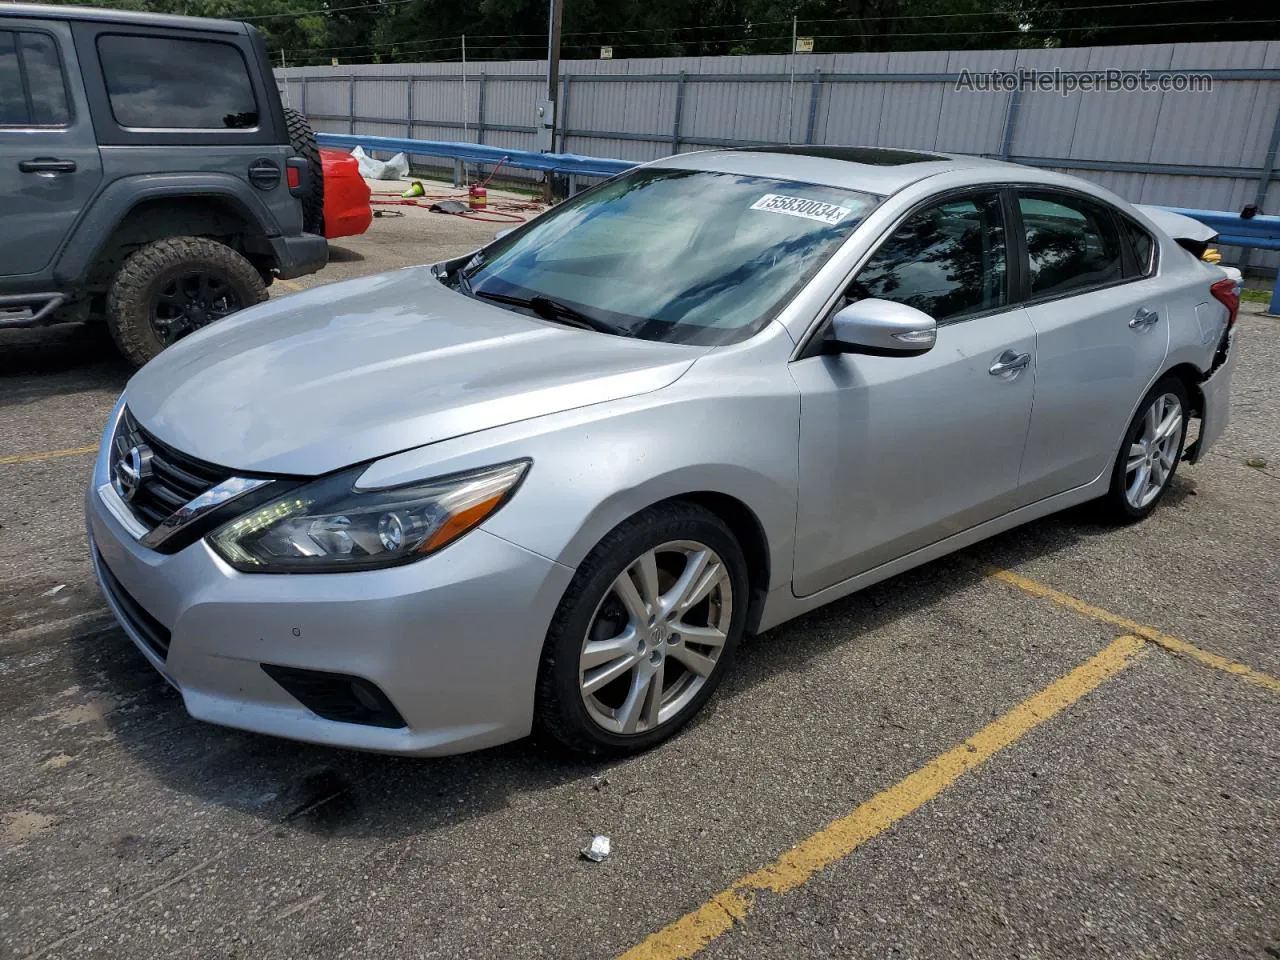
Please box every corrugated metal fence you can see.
[276,41,1280,270]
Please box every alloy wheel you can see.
[151,271,243,345]
[579,540,733,735]
[1125,392,1183,510]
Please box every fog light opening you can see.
[261,664,407,729]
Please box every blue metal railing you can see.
[318,132,1280,313]
[315,133,633,180]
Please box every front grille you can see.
[111,409,233,529]
[95,550,171,660]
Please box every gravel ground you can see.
[0,203,1276,960]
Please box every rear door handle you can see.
[989,350,1032,377]
[18,157,77,174]
[1129,307,1160,329]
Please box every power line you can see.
[251,0,1221,30]
[243,0,419,22]
[798,17,1280,39]
[288,16,1280,65]
[276,0,1249,59]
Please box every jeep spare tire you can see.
[106,236,267,366]
[284,106,325,235]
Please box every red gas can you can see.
[468,183,488,210]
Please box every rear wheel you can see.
[284,107,325,235]
[1101,376,1190,522]
[535,503,748,756]
[105,236,266,366]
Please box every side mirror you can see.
[825,298,937,357]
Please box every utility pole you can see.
[787,16,797,144]
[461,34,468,183]
[542,0,563,201]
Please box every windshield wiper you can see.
[472,290,625,336]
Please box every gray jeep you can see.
[0,4,327,365]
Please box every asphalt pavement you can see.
[1,201,1276,960]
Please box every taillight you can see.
[1210,277,1239,329]
[286,166,301,190]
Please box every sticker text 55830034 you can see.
[749,194,854,226]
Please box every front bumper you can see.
[86,473,574,756]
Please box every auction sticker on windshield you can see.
[750,194,855,225]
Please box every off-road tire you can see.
[534,502,749,757]
[106,237,266,366]
[284,107,325,235]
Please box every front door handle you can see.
[18,157,77,174]
[1129,306,1160,329]
[989,350,1032,377]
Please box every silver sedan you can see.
[87,147,1239,756]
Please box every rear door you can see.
[0,19,102,281]
[1013,190,1170,504]
[789,189,1037,596]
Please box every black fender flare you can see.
[54,174,281,285]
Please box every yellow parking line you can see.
[618,634,1148,960]
[988,568,1280,693]
[0,444,97,466]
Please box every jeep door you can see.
[0,19,102,283]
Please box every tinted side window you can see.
[1122,218,1156,277]
[850,192,1007,323]
[1019,194,1124,297]
[0,31,70,127]
[97,34,258,129]
[0,32,21,125]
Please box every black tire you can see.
[535,502,749,757]
[284,106,325,235]
[105,237,267,366]
[1100,375,1190,523]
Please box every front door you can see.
[0,20,102,282]
[790,189,1036,596]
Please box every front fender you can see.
[357,359,802,594]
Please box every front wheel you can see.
[535,503,749,756]
[1101,376,1190,523]
[106,237,267,366]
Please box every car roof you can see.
[647,147,1026,196]
[0,3,248,35]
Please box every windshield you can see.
[461,168,879,346]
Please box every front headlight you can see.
[207,460,529,572]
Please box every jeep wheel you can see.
[106,237,267,366]
[284,107,325,235]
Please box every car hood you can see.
[126,267,700,475]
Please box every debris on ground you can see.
[581,835,611,862]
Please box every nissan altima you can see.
[87,146,1239,756]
